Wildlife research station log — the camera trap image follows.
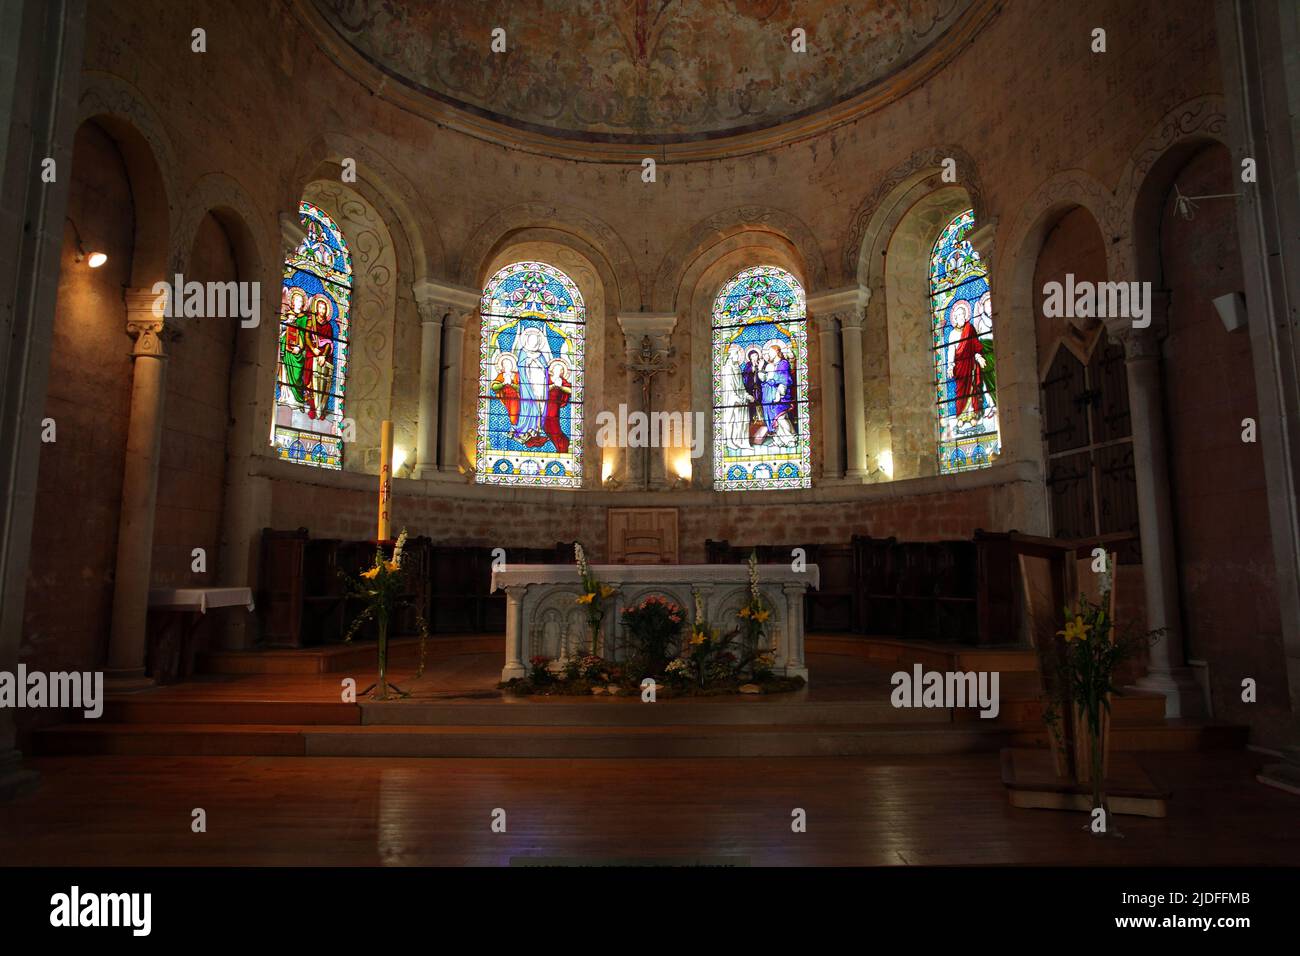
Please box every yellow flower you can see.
[384,560,400,573]
[599,585,616,598]
[1058,616,1089,642]
[690,631,707,645]
[753,609,770,623]
[738,606,752,619]
[576,592,595,605]
[361,566,380,580]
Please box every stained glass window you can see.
[930,209,999,473]
[271,201,352,470]
[475,261,585,487]
[711,265,811,491]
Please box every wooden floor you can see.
[2,750,1296,866]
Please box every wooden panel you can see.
[1042,348,1087,455]
[607,507,678,564]
[1091,338,1132,442]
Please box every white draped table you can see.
[489,564,819,683]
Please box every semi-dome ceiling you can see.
[311,0,978,143]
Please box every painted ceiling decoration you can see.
[310,0,980,145]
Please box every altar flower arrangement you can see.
[341,530,430,700]
[1041,562,1153,826]
[620,594,685,677]
[737,551,771,651]
[574,541,616,654]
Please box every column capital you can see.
[836,308,866,331]
[617,311,677,351]
[124,288,165,355]
[412,277,480,322]
[807,283,870,318]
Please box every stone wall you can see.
[17,0,1292,748]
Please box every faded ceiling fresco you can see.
[312,0,974,142]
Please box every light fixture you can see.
[671,451,693,488]
[1172,184,1240,222]
[66,217,107,268]
[391,445,408,475]
[876,450,894,479]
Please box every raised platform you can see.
[33,635,1249,759]
[1001,747,1172,818]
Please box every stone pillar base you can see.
[0,749,39,802]
[1130,666,1205,719]
[782,664,810,682]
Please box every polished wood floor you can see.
[2,751,1296,866]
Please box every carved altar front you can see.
[489,564,820,683]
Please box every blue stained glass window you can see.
[475,261,585,488]
[930,210,999,473]
[711,265,811,490]
[271,201,351,470]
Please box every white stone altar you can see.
[489,564,819,683]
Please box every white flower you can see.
[574,541,589,577]
[392,529,408,568]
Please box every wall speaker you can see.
[1212,291,1247,333]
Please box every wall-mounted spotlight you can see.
[1172,184,1240,222]
[66,217,107,268]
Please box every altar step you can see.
[92,688,1163,728]
[35,715,1245,759]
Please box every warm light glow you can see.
[86,251,107,268]
[602,454,614,484]
[672,451,693,482]
[877,450,894,478]
[391,445,408,474]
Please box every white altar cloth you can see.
[490,564,819,682]
[147,587,255,613]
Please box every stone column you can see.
[814,315,843,480]
[439,310,469,473]
[501,585,527,681]
[412,296,444,479]
[616,312,678,490]
[782,582,809,680]
[839,309,869,479]
[106,291,169,685]
[0,0,87,799]
[1115,323,1200,717]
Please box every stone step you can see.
[34,717,1248,759]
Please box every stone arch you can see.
[995,169,1115,534]
[653,205,828,312]
[1114,96,1230,285]
[458,201,640,311]
[76,71,179,288]
[843,145,986,286]
[289,132,445,286]
[174,172,274,288]
[882,185,976,479]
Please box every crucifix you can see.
[620,333,676,490]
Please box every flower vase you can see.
[374,607,390,700]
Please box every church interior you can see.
[2,0,1300,889]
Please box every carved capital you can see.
[837,308,866,332]
[124,288,166,356]
[617,311,677,353]
[412,277,480,325]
